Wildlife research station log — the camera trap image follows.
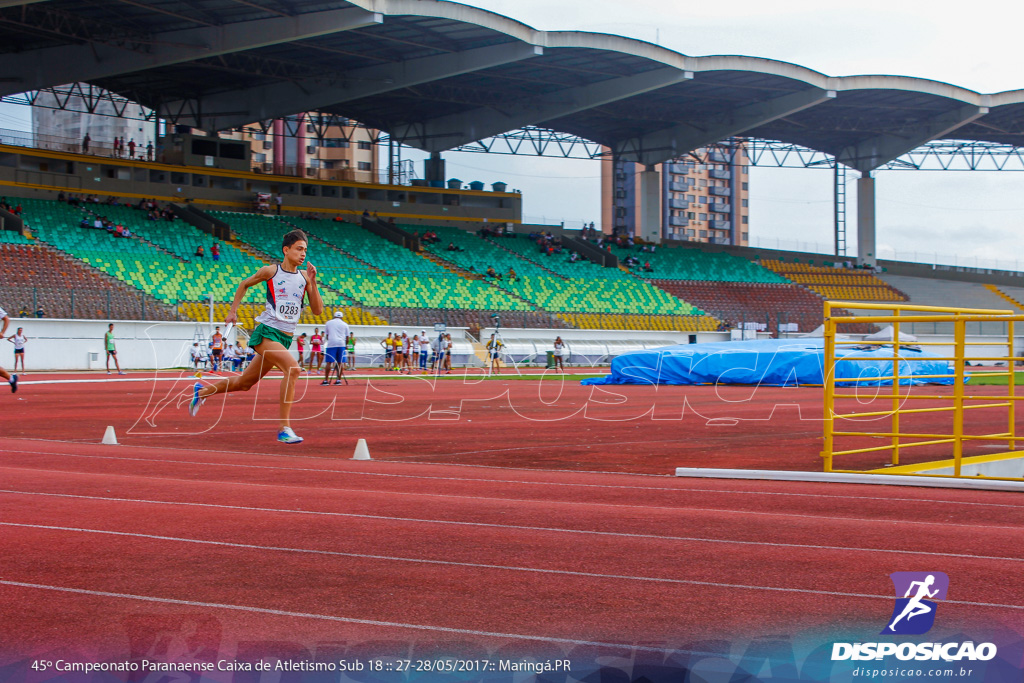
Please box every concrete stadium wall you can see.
[7,318,1021,371]
[4,319,474,371]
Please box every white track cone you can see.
[101,425,118,445]
[352,438,371,460]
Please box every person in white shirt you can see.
[322,311,350,386]
[7,326,27,372]
[190,342,205,370]
[400,331,412,374]
[418,332,430,373]
[443,334,453,374]
[552,336,566,373]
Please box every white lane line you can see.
[0,579,678,653]
[3,447,1022,511]
[18,372,570,386]
[4,521,1022,611]
[0,489,1021,563]
[3,464,1022,533]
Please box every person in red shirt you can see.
[211,242,220,261]
[296,333,306,369]
[309,327,324,371]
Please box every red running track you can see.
[7,371,1018,473]
[1,435,1023,665]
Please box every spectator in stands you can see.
[362,209,370,219]
[569,251,579,263]
[507,267,517,282]
[57,191,65,202]
[19,306,29,317]
[643,261,653,272]
[146,141,153,161]
[485,266,498,279]
[34,306,44,318]
[195,245,205,258]
[211,242,220,261]
[127,138,136,158]
[82,133,91,154]
[275,193,282,215]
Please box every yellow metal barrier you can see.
[822,301,1024,481]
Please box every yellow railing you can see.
[822,301,1023,480]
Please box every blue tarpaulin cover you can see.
[580,338,957,387]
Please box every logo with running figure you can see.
[882,572,949,635]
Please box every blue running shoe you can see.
[9,374,17,393]
[277,427,303,444]
[188,382,204,416]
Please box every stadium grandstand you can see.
[5,191,1023,344]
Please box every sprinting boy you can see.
[187,229,323,444]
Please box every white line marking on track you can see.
[0,489,1021,563]
[3,463,1022,532]
[3,521,1022,610]
[4,446,1022,511]
[0,579,679,653]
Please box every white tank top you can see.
[255,265,306,335]
[13,333,26,350]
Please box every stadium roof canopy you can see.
[4,0,1024,171]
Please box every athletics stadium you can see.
[0,2,1022,682]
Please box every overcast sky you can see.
[431,0,1024,270]
[5,0,1023,269]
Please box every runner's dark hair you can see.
[282,229,307,250]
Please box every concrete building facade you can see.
[601,144,750,246]
[31,86,156,156]
[228,114,380,184]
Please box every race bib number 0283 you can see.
[277,302,300,319]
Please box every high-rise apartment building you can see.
[31,86,155,153]
[230,114,380,183]
[601,144,750,245]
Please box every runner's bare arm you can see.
[226,265,277,324]
[304,263,324,317]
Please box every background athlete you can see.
[6,325,27,373]
[188,229,323,444]
[0,306,18,392]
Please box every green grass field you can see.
[966,371,1024,386]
